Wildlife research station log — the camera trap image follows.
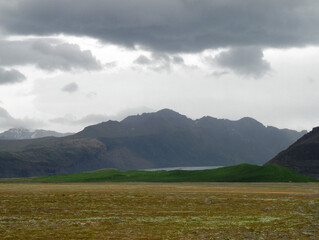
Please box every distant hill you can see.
[267,127,319,178]
[2,164,317,183]
[0,128,72,140]
[0,109,306,178]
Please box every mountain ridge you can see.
[0,109,306,178]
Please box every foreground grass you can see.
[0,183,318,239]
[1,164,317,183]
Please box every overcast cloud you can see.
[1,0,318,78]
[0,67,26,85]
[0,39,102,72]
[0,0,319,53]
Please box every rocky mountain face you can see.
[0,128,72,140]
[0,109,306,178]
[267,127,319,178]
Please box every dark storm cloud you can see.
[0,39,102,71]
[0,0,318,53]
[62,82,79,93]
[0,67,26,85]
[214,47,271,78]
[0,106,43,129]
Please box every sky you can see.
[0,0,319,133]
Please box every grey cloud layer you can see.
[0,67,26,85]
[0,39,102,71]
[0,0,318,53]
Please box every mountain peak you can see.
[155,108,180,115]
[122,108,189,123]
[312,126,319,133]
[152,108,189,120]
[79,109,193,138]
[238,117,260,123]
[238,117,264,128]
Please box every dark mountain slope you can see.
[0,109,306,178]
[77,110,305,167]
[267,127,319,178]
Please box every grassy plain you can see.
[0,183,318,239]
[2,164,317,183]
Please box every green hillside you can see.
[1,164,317,183]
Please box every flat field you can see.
[0,183,318,239]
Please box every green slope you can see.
[1,164,317,183]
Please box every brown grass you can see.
[0,183,318,239]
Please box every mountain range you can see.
[0,109,306,178]
[0,128,72,140]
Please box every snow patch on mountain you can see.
[0,128,72,140]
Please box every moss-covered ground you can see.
[0,183,318,239]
